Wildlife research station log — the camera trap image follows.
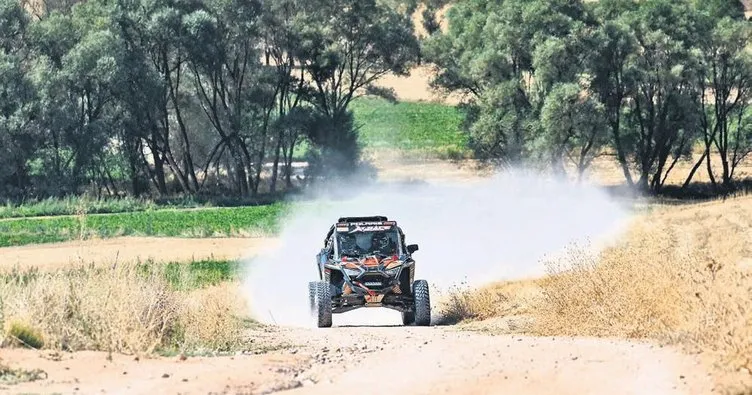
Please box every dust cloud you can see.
[240,168,634,328]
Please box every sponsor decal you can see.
[349,223,393,232]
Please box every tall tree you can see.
[114,0,210,195]
[598,0,704,192]
[28,1,128,195]
[183,0,275,196]
[684,17,752,190]
[539,83,608,180]
[423,0,588,167]
[585,13,639,186]
[261,0,308,193]
[0,0,38,197]
[293,0,420,178]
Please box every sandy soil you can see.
[4,310,717,395]
[373,65,467,105]
[0,236,279,271]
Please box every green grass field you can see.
[0,195,284,219]
[0,196,160,219]
[350,97,470,158]
[0,204,288,247]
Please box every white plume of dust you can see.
[240,167,634,328]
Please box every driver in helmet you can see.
[338,232,363,256]
[371,231,396,256]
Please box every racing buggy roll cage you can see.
[309,216,430,328]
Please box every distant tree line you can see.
[2,0,750,201]
[0,0,420,200]
[423,0,752,193]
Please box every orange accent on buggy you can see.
[361,256,380,267]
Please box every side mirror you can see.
[407,244,419,254]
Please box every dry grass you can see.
[534,223,699,339]
[437,279,542,324]
[0,263,247,357]
[533,209,752,391]
[447,195,752,391]
[0,360,47,385]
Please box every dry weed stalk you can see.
[437,279,542,324]
[0,263,245,356]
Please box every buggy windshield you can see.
[336,229,400,257]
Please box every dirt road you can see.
[5,309,715,395]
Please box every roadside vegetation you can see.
[0,196,161,219]
[440,194,752,392]
[0,259,250,356]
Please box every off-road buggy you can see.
[308,216,431,328]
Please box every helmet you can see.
[371,232,393,254]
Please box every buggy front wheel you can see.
[312,281,333,328]
[412,280,431,326]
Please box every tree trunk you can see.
[682,150,707,190]
[150,146,168,196]
[270,135,283,193]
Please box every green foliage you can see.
[691,0,746,20]
[350,97,469,158]
[0,0,38,200]
[0,195,302,219]
[465,81,536,165]
[287,0,420,181]
[132,258,241,290]
[422,0,589,168]
[161,259,241,290]
[539,83,608,177]
[425,0,752,193]
[5,320,45,349]
[0,0,420,201]
[0,204,287,247]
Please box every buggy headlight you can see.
[343,268,361,277]
[385,267,401,276]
